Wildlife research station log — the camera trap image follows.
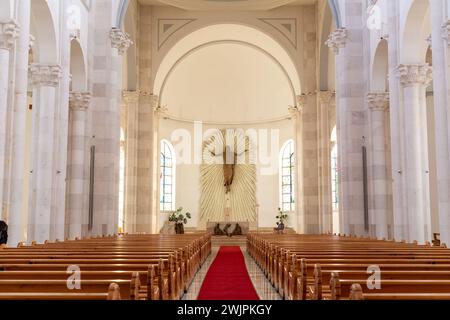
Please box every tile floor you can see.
[182,246,281,300]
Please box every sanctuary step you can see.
[211,235,247,247]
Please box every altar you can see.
[206,222,250,235]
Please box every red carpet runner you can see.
[197,246,260,300]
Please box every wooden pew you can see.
[0,233,212,300]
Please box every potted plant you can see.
[168,207,191,234]
[276,207,288,231]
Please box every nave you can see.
[2,232,450,300]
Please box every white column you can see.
[386,0,408,241]
[53,0,72,241]
[327,25,367,236]
[396,64,433,243]
[7,0,30,247]
[67,92,90,239]
[367,92,390,239]
[288,95,305,234]
[122,91,139,233]
[27,64,62,243]
[317,91,334,234]
[0,19,19,221]
[431,1,450,245]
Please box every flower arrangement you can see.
[276,207,288,229]
[168,207,191,234]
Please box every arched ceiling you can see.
[138,0,315,11]
[161,42,294,124]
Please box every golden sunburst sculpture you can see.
[200,129,257,224]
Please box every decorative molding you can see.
[426,34,432,47]
[259,18,297,48]
[29,34,35,49]
[288,106,300,119]
[29,63,62,87]
[158,19,196,50]
[0,19,20,51]
[297,94,307,111]
[396,64,432,87]
[122,90,139,105]
[325,28,347,54]
[442,21,450,46]
[318,90,335,105]
[109,28,133,55]
[367,92,389,111]
[69,92,91,111]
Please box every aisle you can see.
[197,246,260,300]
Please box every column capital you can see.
[396,64,432,87]
[69,92,91,111]
[109,28,133,55]
[29,63,62,87]
[325,28,347,54]
[442,21,450,46]
[318,90,335,105]
[122,90,139,105]
[0,19,20,51]
[367,92,389,111]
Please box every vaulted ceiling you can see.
[138,0,316,11]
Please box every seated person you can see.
[232,223,243,236]
[214,223,225,236]
[0,220,7,245]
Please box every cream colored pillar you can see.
[288,95,305,234]
[27,64,62,243]
[396,64,433,244]
[122,90,139,233]
[317,91,335,234]
[67,92,90,239]
[367,92,390,239]
[0,19,19,222]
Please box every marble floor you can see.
[182,246,281,300]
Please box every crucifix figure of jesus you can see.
[211,145,248,194]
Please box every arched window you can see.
[280,140,295,212]
[160,140,176,212]
[331,127,339,212]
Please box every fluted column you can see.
[122,91,139,233]
[67,92,90,239]
[27,64,62,243]
[430,0,450,245]
[317,91,335,234]
[7,0,30,247]
[0,19,19,222]
[396,64,433,243]
[327,23,367,236]
[367,92,390,239]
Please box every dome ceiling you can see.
[160,42,294,124]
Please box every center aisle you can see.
[197,246,260,300]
